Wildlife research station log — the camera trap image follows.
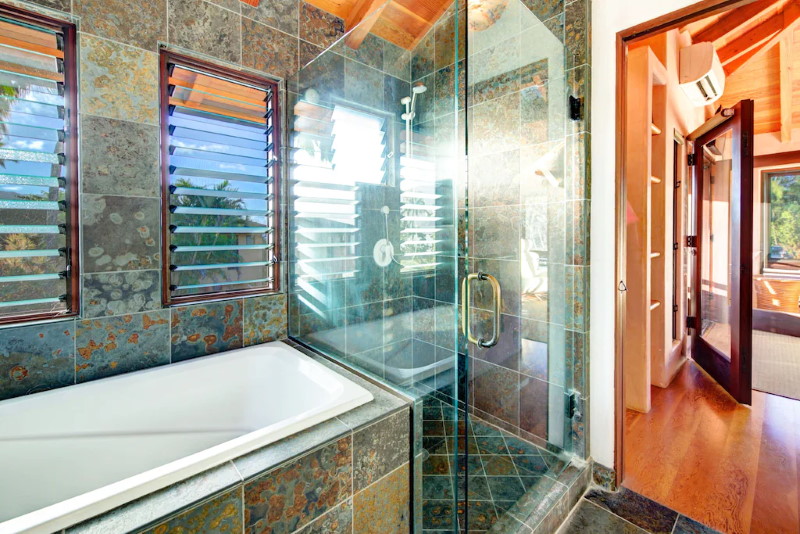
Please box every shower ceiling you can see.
[305,0,455,49]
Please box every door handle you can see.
[461,272,502,348]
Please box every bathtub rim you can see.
[0,341,375,534]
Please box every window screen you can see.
[0,6,78,325]
[161,52,280,304]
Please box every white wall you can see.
[589,0,701,469]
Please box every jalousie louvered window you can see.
[160,51,280,304]
[0,5,78,325]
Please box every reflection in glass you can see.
[699,131,733,357]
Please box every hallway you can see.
[624,361,800,534]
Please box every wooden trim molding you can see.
[754,150,800,168]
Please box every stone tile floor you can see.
[558,487,723,534]
[420,396,572,533]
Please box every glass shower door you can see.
[457,0,588,530]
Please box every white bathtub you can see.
[0,341,373,534]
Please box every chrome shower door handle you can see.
[479,273,501,348]
[461,272,502,348]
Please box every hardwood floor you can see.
[624,360,800,534]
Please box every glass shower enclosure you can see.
[287,0,589,530]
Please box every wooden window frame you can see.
[760,167,800,276]
[0,4,79,326]
[159,50,281,306]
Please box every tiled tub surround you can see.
[0,0,410,402]
[0,342,375,532]
[2,341,411,534]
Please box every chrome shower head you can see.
[412,83,427,94]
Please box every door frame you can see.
[614,0,758,487]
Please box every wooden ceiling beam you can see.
[343,0,388,49]
[725,3,800,75]
[780,29,794,142]
[693,0,779,44]
[718,10,784,63]
[723,30,781,75]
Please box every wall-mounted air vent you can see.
[679,42,726,107]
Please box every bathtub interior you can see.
[0,344,372,525]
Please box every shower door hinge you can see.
[687,153,696,167]
[686,235,697,248]
[567,391,580,419]
[569,96,583,121]
[686,316,697,330]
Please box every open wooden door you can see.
[689,100,754,405]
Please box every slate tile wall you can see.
[0,0,326,402]
[134,408,412,534]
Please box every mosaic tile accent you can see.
[299,2,344,49]
[75,311,170,382]
[353,463,410,534]
[79,35,159,125]
[242,18,299,79]
[295,498,353,534]
[244,436,352,533]
[353,408,410,492]
[242,0,298,36]
[168,0,241,63]
[74,0,166,50]
[80,115,160,197]
[171,300,244,362]
[243,293,287,346]
[139,488,243,534]
[0,320,75,401]
[83,270,161,319]
[81,195,161,273]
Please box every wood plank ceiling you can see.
[303,0,455,49]
[682,0,800,139]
